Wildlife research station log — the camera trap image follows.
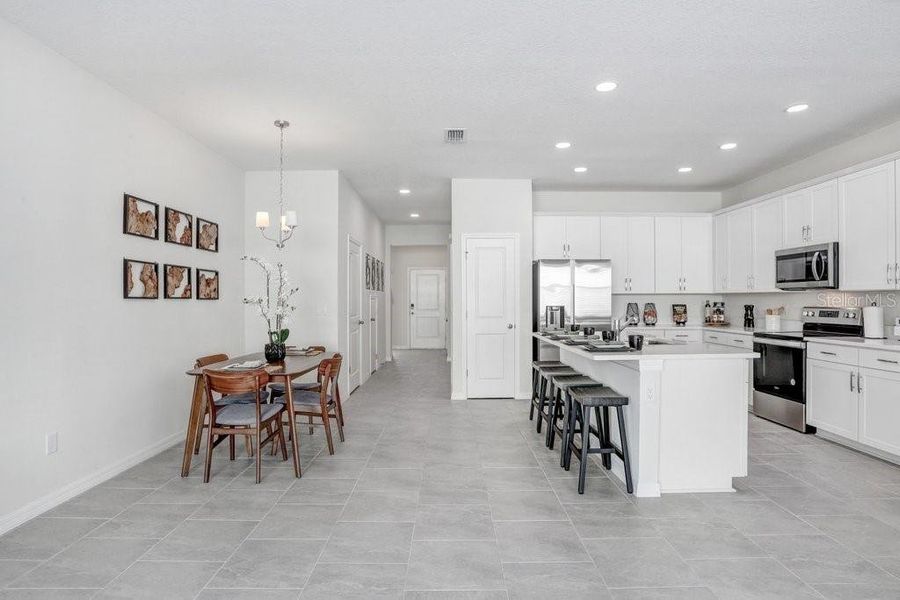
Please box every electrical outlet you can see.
[46,432,58,455]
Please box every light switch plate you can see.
[46,432,58,455]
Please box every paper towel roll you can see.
[864,306,885,339]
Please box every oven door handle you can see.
[754,338,806,350]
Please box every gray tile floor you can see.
[3,349,900,598]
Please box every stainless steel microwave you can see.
[775,242,838,290]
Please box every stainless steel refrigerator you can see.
[532,259,612,360]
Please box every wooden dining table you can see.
[182,351,327,478]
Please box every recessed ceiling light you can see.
[573,167,587,173]
[595,81,618,92]
[399,188,411,194]
[786,103,809,113]
[555,141,571,149]
[719,142,737,150]
[678,166,693,173]
[410,213,420,218]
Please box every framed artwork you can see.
[196,218,219,252]
[123,194,159,240]
[375,259,382,291]
[379,260,384,291]
[165,207,193,246]
[196,268,219,300]
[163,263,193,299]
[365,255,372,290]
[123,258,159,299]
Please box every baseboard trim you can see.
[0,430,184,536]
[450,393,467,400]
[392,346,410,350]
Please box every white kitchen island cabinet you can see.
[535,333,757,497]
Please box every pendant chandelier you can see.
[255,119,297,249]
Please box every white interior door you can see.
[409,268,446,349]
[348,239,362,392]
[465,237,516,398]
[369,294,378,373]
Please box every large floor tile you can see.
[144,519,257,561]
[45,488,151,519]
[11,537,155,589]
[137,477,229,504]
[319,522,414,563]
[689,557,822,599]
[483,468,550,492]
[414,504,495,540]
[88,503,198,539]
[0,591,98,599]
[93,560,220,599]
[583,537,699,588]
[340,489,419,522]
[655,519,764,560]
[279,478,356,504]
[0,561,39,587]
[711,499,818,535]
[502,562,610,600]
[564,504,658,538]
[488,490,565,521]
[755,485,860,516]
[813,583,900,599]
[197,591,301,600]
[0,518,105,560]
[494,521,589,563]
[357,468,424,492]
[252,503,343,539]
[751,534,896,585]
[609,588,717,600]
[803,514,900,558]
[406,540,504,591]
[207,538,324,589]
[303,458,367,479]
[403,593,508,600]
[301,562,406,599]
[192,489,282,520]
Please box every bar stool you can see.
[533,365,578,434]
[530,360,564,421]
[566,385,634,495]
[544,374,604,458]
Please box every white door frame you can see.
[369,293,378,374]
[460,233,520,399]
[347,236,363,393]
[408,267,447,349]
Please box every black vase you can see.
[264,342,286,363]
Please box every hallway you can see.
[2,350,900,598]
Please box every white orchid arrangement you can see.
[242,255,300,345]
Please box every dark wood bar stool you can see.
[530,360,564,421]
[565,385,634,495]
[544,374,604,457]
[533,365,578,434]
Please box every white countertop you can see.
[620,323,756,335]
[533,332,759,361]
[806,336,900,352]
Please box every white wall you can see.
[391,246,450,348]
[243,171,340,353]
[722,118,900,206]
[534,190,722,213]
[451,179,533,399]
[338,174,385,392]
[0,19,245,532]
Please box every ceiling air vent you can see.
[444,128,466,144]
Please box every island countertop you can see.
[533,332,759,361]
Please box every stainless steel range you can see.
[752,306,863,432]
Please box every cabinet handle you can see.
[888,263,893,285]
[708,335,719,340]
[895,263,899,286]
[675,334,688,338]
[733,339,744,344]
[819,351,837,356]
[858,372,863,393]
[850,371,855,392]
[877,358,899,364]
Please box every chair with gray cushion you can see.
[275,354,345,455]
[202,368,287,483]
[268,346,326,398]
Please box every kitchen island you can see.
[534,333,759,497]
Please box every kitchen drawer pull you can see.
[675,334,688,337]
[876,358,899,364]
[708,335,719,339]
[733,339,744,343]
[819,351,837,356]
[850,371,855,392]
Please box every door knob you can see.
[507,323,514,329]
[358,320,365,325]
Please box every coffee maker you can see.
[743,305,755,329]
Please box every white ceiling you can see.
[3,1,900,223]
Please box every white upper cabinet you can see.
[751,197,783,292]
[564,216,602,258]
[726,207,752,292]
[654,216,713,293]
[600,216,655,294]
[533,215,601,259]
[714,213,728,292]
[533,215,567,259]
[839,162,896,290]
[782,179,839,247]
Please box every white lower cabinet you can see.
[807,358,858,440]
[664,329,701,343]
[702,330,752,349]
[859,367,900,455]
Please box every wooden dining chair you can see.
[202,368,287,483]
[267,346,327,398]
[278,354,345,454]
[193,353,268,456]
